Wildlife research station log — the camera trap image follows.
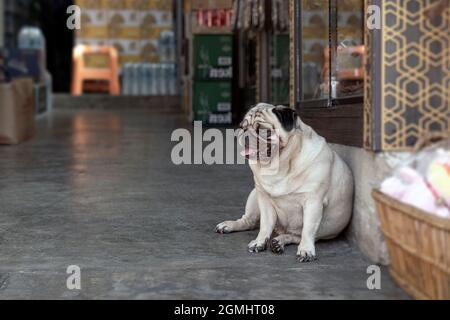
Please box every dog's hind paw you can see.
[296,250,316,263]
[248,239,267,253]
[269,238,285,255]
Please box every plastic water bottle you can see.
[18,27,47,82]
[144,63,154,96]
[139,63,148,96]
[159,31,175,63]
[131,64,140,96]
[122,63,131,95]
[166,63,172,95]
[149,64,157,96]
[170,32,176,62]
[167,64,173,96]
[19,27,45,50]
[159,63,168,96]
[127,64,134,96]
[158,32,167,62]
[169,64,177,96]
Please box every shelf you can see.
[191,0,233,10]
[192,25,233,35]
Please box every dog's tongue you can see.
[241,148,257,157]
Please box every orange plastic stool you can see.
[71,45,121,96]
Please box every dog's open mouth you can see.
[240,129,275,160]
[241,147,259,158]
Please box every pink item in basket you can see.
[380,176,408,200]
[401,177,437,214]
[381,166,450,218]
[381,166,421,200]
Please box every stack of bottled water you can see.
[18,27,46,50]
[18,27,53,114]
[158,31,176,63]
[122,31,177,96]
[122,62,177,96]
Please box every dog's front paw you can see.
[297,251,317,263]
[248,239,267,253]
[296,250,316,263]
[297,244,316,263]
[215,221,234,234]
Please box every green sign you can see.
[194,35,233,81]
[194,81,232,124]
[271,34,290,105]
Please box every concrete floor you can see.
[0,108,408,299]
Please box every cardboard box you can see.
[0,78,35,145]
[194,81,232,124]
[194,35,233,80]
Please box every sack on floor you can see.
[0,78,35,145]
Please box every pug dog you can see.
[215,103,354,262]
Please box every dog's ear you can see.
[272,107,298,132]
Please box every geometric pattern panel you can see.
[364,0,375,149]
[381,0,450,150]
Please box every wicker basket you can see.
[373,189,450,299]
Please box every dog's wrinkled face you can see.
[239,103,299,162]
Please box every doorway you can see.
[39,0,74,93]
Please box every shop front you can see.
[289,0,450,263]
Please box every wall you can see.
[0,0,4,47]
[354,0,449,262]
[288,0,449,264]
[331,145,411,264]
[75,0,174,66]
